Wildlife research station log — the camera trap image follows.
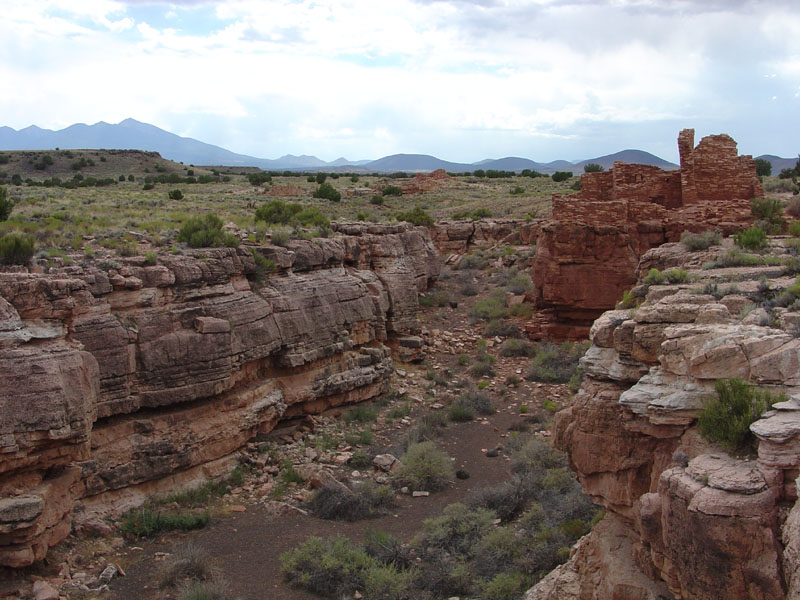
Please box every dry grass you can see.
[0,149,567,263]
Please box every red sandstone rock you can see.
[0,224,439,567]
[539,258,800,600]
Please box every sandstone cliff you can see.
[530,129,761,340]
[527,239,800,600]
[0,223,439,567]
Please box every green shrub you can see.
[178,581,232,600]
[343,403,378,424]
[616,288,642,309]
[486,320,522,338]
[247,171,272,186]
[664,267,689,284]
[734,226,767,250]
[313,182,341,202]
[306,481,395,521]
[703,247,779,269]
[788,221,800,237]
[382,184,403,197]
[498,338,535,357]
[0,233,35,265]
[0,187,11,221]
[168,189,184,200]
[474,528,521,579]
[280,536,376,596]
[294,207,330,228]
[471,296,508,321]
[460,387,493,415]
[551,171,572,182]
[143,251,158,265]
[643,268,665,285]
[755,158,772,177]
[583,163,604,173]
[252,252,276,281]
[698,378,784,453]
[120,506,210,538]
[143,182,155,190]
[480,571,529,600]
[510,186,525,196]
[177,214,239,248]
[448,402,475,422]
[315,173,327,184]
[396,206,434,227]
[420,503,496,557]
[680,229,722,251]
[158,542,213,589]
[393,441,454,491]
[419,288,450,307]
[370,194,385,205]
[469,360,495,378]
[363,565,414,600]
[254,199,302,224]
[525,341,589,383]
[751,197,785,228]
[506,273,532,294]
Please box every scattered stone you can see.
[412,491,430,497]
[230,505,246,513]
[98,564,118,584]
[32,580,59,600]
[486,448,501,458]
[373,454,401,472]
[456,469,470,480]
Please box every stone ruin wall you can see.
[530,128,762,340]
[0,224,439,568]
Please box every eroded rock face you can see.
[429,219,541,254]
[0,223,438,567]
[535,246,800,599]
[530,128,760,340]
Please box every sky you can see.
[0,0,798,163]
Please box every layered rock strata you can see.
[0,224,439,567]
[528,241,800,600]
[429,219,541,254]
[530,129,761,340]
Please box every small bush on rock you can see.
[680,229,722,251]
[698,378,784,453]
[177,214,239,248]
[734,226,767,251]
[396,206,433,226]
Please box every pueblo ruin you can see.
[530,128,762,340]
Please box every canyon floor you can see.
[2,251,574,600]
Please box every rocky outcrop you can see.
[530,129,761,340]
[429,219,541,254]
[0,223,438,567]
[529,241,800,599]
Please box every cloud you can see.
[0,0,797,161]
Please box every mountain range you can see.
[0,118,792,174]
